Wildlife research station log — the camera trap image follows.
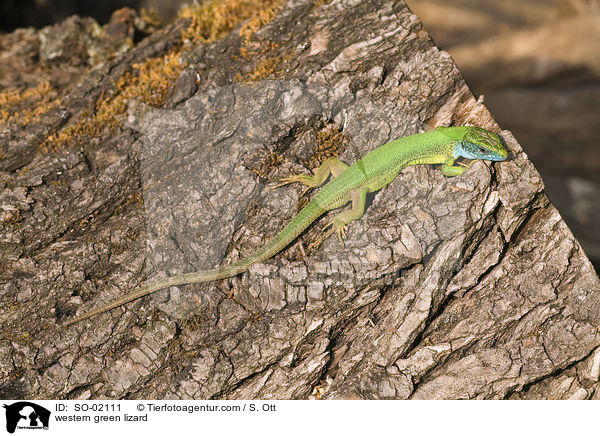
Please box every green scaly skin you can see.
[63,126,508,326]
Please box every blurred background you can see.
[1,0,598,271]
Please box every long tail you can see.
[62,200,325,326]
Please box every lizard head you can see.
[454,127,508,162]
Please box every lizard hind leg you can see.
[320,186,368,244]
[273,157,349,193]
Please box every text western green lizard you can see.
[63,126,508,326]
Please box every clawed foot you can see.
[308,219,347,250]
[308,226,335,250]
[458,160,475,169]
[324,218,348,242]
[272,174,315,188]
[328,219,347,243]
[269,174,315,196]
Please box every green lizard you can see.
[62,126,508,326]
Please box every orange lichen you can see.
[0,80,52,106]
[236,53,290,82]
[41,0,283,152]
[312,0,333,10]
[310,125,347,167]
[249,149,283,178]
[180,0,280,44]
[117,50,184,107]
[139,8,162,28]
[0,80,60,127]
[41,50,184,152]
[238,0,281,45]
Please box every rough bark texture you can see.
[1,0,599,400]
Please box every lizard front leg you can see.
[274,157,349,190]
[441,156,469,177]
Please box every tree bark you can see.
[1,0,599,400]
